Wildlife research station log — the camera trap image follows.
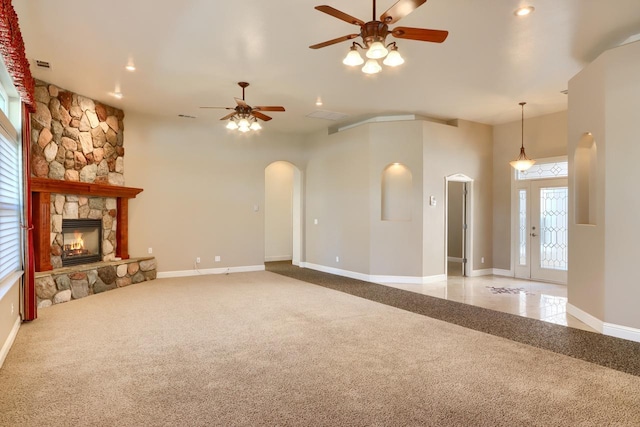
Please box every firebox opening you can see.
[61,219,102,266]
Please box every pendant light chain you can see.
[521,102,525,150]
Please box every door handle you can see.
[530,233,538,237]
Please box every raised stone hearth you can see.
[34,257,157,308]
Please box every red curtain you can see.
[22,102,35,320]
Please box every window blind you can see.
[0,130,21,282]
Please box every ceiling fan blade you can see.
[251,111,273,122]
[315,5,364,26]
[235,97,248,108]
[391,27,448,43]
[199,106,234,109]
[381,0,427,24]
[254,106,285,112]
[219,112,236,121]
[309,34,359,49]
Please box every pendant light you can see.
[510,102,536,171]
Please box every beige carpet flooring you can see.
[1,271,639,426]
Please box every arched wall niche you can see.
[381,163,412,221]
[574,133,597,225]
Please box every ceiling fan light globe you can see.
[238,118,250,128]
[226,120,238,130]
[366,41,388,59]
[250,121,262,131]
[343,49,364,66]
[383,49,404,66]
[238,125,250,133]
[362,59,382,74]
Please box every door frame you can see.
[445,174,473,277]
[510,156,568,283]
[264,161,304,266]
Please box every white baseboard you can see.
[264,255,292,262]
[0,315,21,369]
[567,303,640,342]
[603,323,640,343]
[567,303,603,333]
[157,264,265,279]
[447,257,463,263]
[302,263,446,285]
[302,263,371,282]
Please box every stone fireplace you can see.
[30,80,157,308]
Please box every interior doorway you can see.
[445,174,473,277]
[264,161,302,265]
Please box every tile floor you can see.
[381,262,595,332]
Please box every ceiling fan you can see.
[200,82,285,132]
[309,0,448,73]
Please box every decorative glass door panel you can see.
[531,179,568,283]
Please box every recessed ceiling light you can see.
[111,92,123,99]
[514,6,534,16]
[315,97,323,106]
[125,64,136,71]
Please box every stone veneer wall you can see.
[49,194,118,268]
[30,79,125,185]
[30,79,126,267]
[35,258,157,308]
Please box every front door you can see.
[515,178,568,283]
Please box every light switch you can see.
[430,196,436,206]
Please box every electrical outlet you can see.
[215,256,221,262]
[196,257,201,264]
[481,257,485,264]
[11,303,14,315]
[336,256,340,263]
[148,247,153,254]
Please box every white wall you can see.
[305,125,372,274]
[369,121,424,277]
[304,118,492,280]
[423,120,493,275]
[125,113,307,274]
[0,276,21,368]
[569,40,640,333]
[265,161,294,261]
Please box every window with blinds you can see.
[0,112,21,282]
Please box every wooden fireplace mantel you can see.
[31,178,144,272]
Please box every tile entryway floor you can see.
[380,264,595,332]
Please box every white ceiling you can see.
[13,0,640,134]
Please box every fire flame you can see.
[71,231,84,250]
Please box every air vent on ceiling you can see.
[306,110,349,121]
[560,89,569,95]
[34,59,51,70]
[178,114,197,119]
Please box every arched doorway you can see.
[264,161,302,265]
